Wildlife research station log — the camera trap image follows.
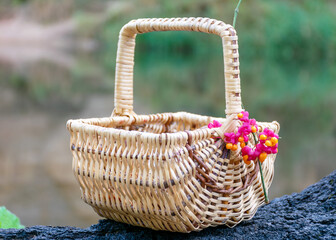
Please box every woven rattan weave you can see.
[67,17,280,232]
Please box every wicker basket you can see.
[67,17,280,232]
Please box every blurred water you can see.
[0,33,335,228]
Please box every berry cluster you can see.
[241,127,278,164]
[207,120,222,129]
[223,111,258,152]
[208,111,279,165]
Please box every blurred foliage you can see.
[100,0,336,64]
[1,0,335,115]
[98,0,336,115]
[1,0,335,117]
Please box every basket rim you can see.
[67,111,218,139]
[66,111,280,142]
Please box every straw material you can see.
[67,17,280,232]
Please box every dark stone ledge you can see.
[1,170,335,240]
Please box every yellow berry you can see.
[271,137,278,145]
[240,142,246,148]
[265,140,272,147]
[260,134,267,141]
[238,136,244,142]
[237,113,244,119]
[226,143,233,150]
[251,126,257,133]
[259,152,267,162]
[243,155,250,164]
[232,144,238,151]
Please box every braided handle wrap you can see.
[112,17,242,116]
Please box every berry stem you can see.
[233,0,243,28]
[258,159,269,203]
[253,132,269,203]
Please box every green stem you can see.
[252,132,269,203]
[258,159,269,203]
[233,0,243,28]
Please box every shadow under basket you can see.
[67,17,280,232]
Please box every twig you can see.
[252,132,269,203]
[258,159,269,203]
[233,0,243,28]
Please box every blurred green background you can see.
[0,0,335,228]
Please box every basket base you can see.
[93,207,195,232]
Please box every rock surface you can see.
[1,170,335,240]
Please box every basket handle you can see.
[112,17,242,117]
